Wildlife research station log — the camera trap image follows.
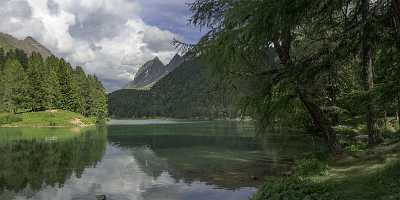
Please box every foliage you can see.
[251,176,337,200]
[344,143,368,153]
[183,0,400,152]
[295,158,328,176]
[0,49,107,120]
[252,160,400,200]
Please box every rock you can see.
[250,176,258,180]
[96,195,106,200]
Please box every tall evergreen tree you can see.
[57,59,81,112]
[72,66,90,115]
[87,75,107,120]
[185,0,347,153]
[45,55,62,108]
[26,53,52,111]
[15,49,28,69]
[0,48,5,71]
[0,59,28,113]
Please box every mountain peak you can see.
[151,56,163,64]
[165,53,184,73]
[24,36,37,42]
[0,33,52,57]
[124,54,185,90]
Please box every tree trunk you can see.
[297,86,342,154]
[361,0,383,145]
[398,97,400,129]
[393,0,400,30]
[275,31,341,154]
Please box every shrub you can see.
[251,177,337,200]
[344,143,368,153]
[295,158,328,176]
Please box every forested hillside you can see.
[109,59,237,119]
[0,48,107,119]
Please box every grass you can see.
[0,113,22,125]
[0,110,96,127]
[251,141,400,200]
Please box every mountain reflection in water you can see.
[0,120,322,200]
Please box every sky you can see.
[0,0,205,91]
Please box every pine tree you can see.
[72,66,89,115]
[0,48,5,71]
[87,75,107,120]
[26,53,52,111]
[57,59,81,112]
[0,58,28,113]
[15,49,28,69]
[45,55,62,108]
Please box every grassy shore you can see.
[0,110,96,127]
[251,140,400,200]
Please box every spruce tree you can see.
[26,53,52,111]
[0,58,28,113]
[0,48,5,71]
[57,59,81,112]
[45,55,62,108]
[87,75,107,120]
[15,49,28,69]
[72,66,89,115]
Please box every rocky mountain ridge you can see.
[124,54,184,90]
[0,33,52,58]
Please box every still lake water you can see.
[0,120,322,200]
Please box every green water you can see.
[0,120,322,200]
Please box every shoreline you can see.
[0,124,96,128]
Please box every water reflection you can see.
[108,121,322,189]
[0,121,322,200]
[0,127,107,199]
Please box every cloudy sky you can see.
[0,0,204,91]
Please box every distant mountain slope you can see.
[109,58,237,119]
[0,33,52,57]
[124,54,184,90]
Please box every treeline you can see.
[108,59,237,119]
[0,48,107,119]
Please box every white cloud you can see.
[0,0,180,91]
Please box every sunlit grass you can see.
[0,110,96,127]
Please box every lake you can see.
[0,120,322,200]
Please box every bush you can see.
[251,177,337,200]
[344,143,368,153]
[295,158,328,176]
[252,161,400,200]
[0,114,22,125]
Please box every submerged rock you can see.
[96,194,106,200]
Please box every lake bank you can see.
[251,139,400,200]
[0,110,97,128]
